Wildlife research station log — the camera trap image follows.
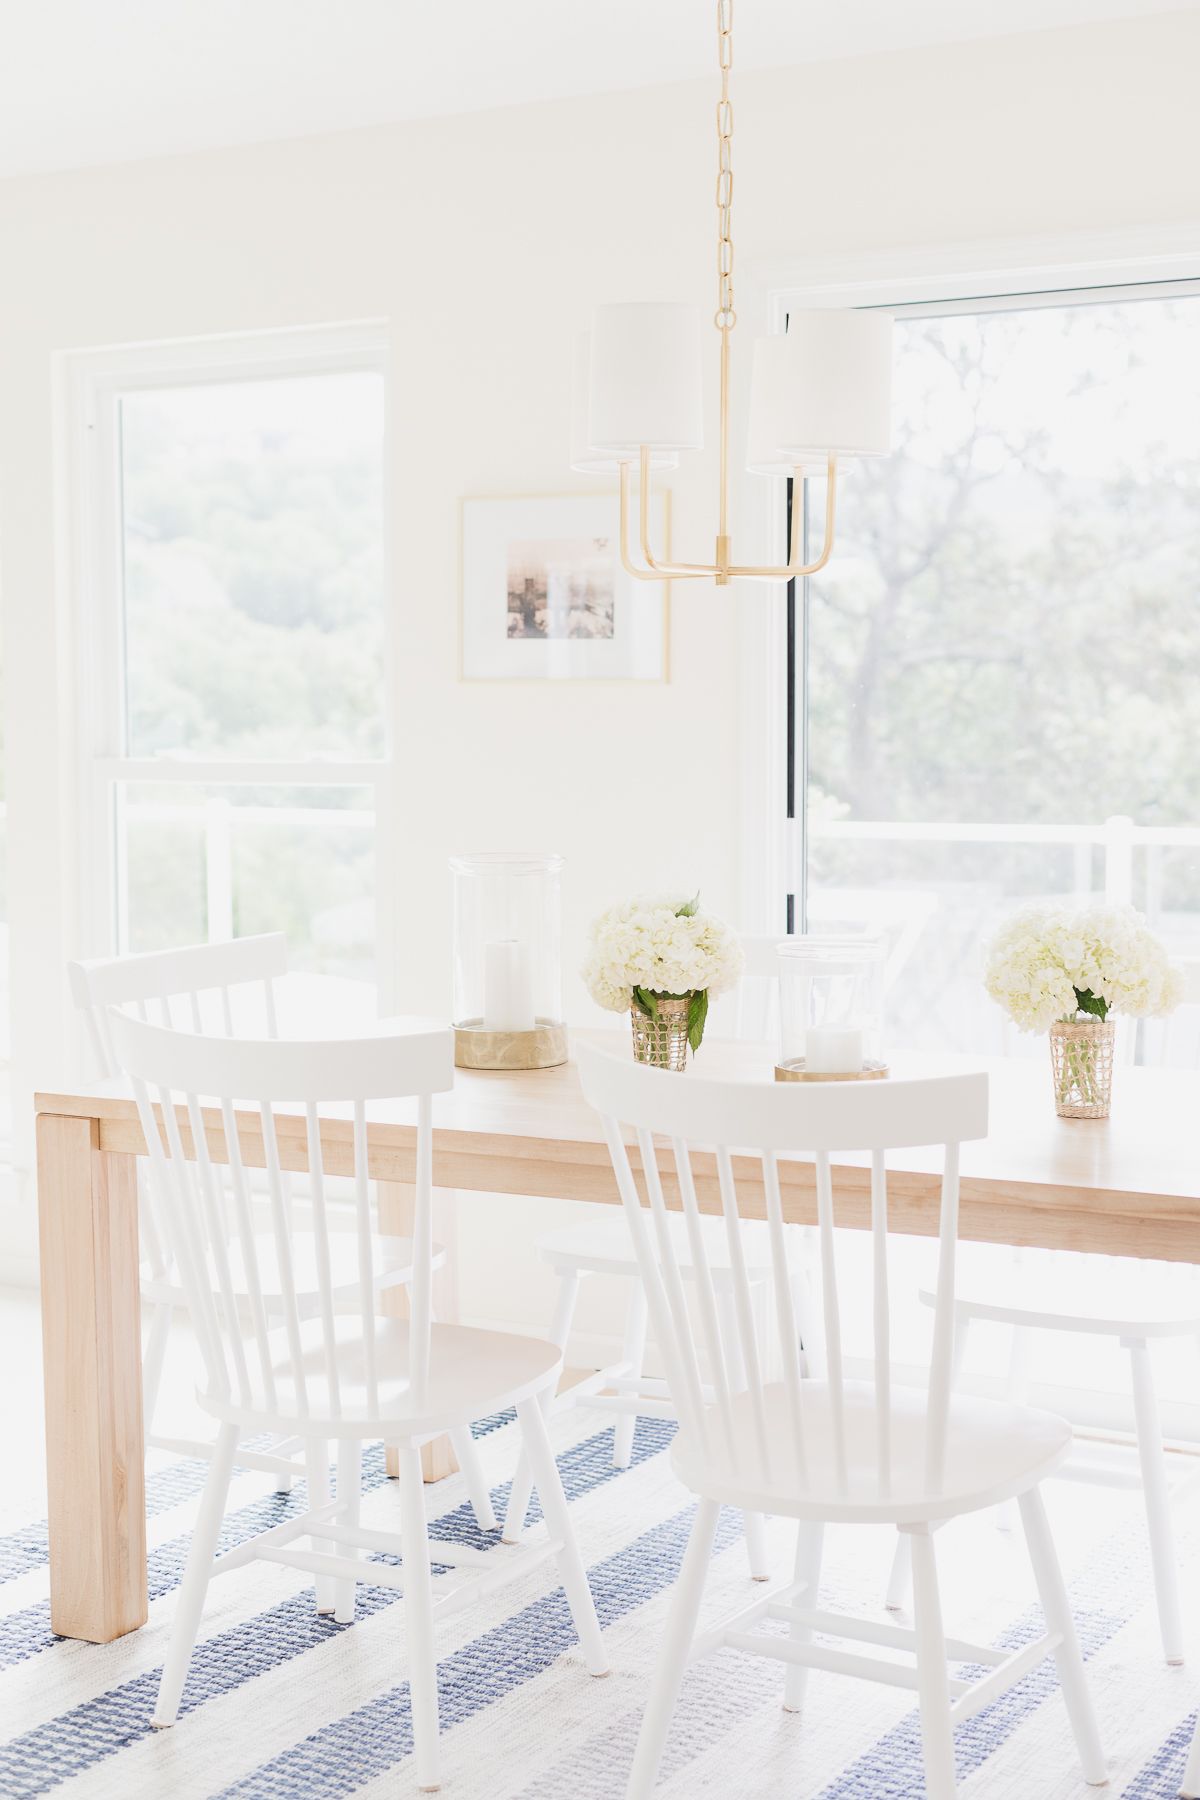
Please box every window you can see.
[790,284,1200,1059]
[73,328,389,988]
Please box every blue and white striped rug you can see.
[1,1404,1198,1798]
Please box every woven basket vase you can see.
[631,996,690,1071]
[1049,1017,1116,1119]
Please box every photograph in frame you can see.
[461,492,669,681]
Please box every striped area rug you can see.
[1,1406,1198,1798]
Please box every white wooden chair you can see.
[109,1012,608,1790]
[502,937,804,1578]
[887,955,1200,1663]
[69,937,449,1491]
[577,1041,1106,1800]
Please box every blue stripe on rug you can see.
[0,1419,676,1799]
[0,1412,519,1671]
[211,1503,1138,1798]
[812,1603,1123,1800]
[0,1443,390,1672]
[0,1411,517,1588]
[1119,1713,1200,1797]
[0,1458,215,1585]
[214,1500,748,1800]
[810,1503,1169,1800]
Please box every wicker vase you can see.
[631,996,690,1071]
[1049,1017,1115,1119]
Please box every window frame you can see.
[64,321,397,1002]
[741,229,1200,936]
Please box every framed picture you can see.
[461,492,669,681]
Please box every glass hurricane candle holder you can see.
[450,852,568,1070]
[775,933,887,1082]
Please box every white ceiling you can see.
[1,0,1195,179]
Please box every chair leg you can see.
[909,1526,958,1800]
[515,1397,609,1676]
[998,1324,1033,1534]
[449,1425,498,1532]
[888,1318,970,1613]
[613,1282,649,1469]
[741,1509,770,1582]
[627,1497,721,1800]
[141,1301,174,1446]
[1181,1715,1200,1799]
[715,1284,769,1581]
[397,1446,441,1794]
[152,1421,239,1727]
[305,1439,335,1615]
[271,1434,303,1495]
[1126,1338,1185,1664]
[1017,1487,1107,1785]
[503,1269,581,1544]
[333,1438,361,1624]
[783,1521,824,1713]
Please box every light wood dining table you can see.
[34,1034,1200,1646]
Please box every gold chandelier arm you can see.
[729,454,839,579]
[617,457,715,581]
[617,462,661,581]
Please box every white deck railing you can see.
[810,812,1200,914]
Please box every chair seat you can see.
[670,1381,1072,1525]
[922,1246,1200,1338]
[142,1232,444,1308]
[537,1212,793,1281]
[198,1316,561,1435]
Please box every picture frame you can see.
[461,491,670,682]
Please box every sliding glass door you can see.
[791,283,1200,1061]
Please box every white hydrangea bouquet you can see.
[984,901,1181,1117]
[582,892,744,1069]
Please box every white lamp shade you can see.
[570,333,679,473]
[588,302,705,454]
[746,336,806,477]
[746,311,893,469]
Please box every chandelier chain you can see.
[715,0,735,331]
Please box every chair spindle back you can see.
[69,935,290,1281]
[577,1042,987,1500]
[107,1012,454,1423]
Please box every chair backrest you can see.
[69,934,289,1077]
[108,1010,455,1423]
[577,1040,988,1501]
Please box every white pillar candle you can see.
[806,1025,863,1075]
[483,939,535,1032]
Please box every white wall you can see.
[0,10,1198,1321]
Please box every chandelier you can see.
[570,0,893,587]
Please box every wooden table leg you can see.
[377,1181,460,1483]
[37,1112,146,1642]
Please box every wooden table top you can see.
[37,1032,1200,1261]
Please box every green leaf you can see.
[675,892,701,918]
[687,988,709,1053]
[1073,986,1109,1021]
[632,986,658,1020]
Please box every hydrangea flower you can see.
[581,892,744,1051]
[984,901,1182,1034]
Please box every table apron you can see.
[91,1110,1200,1263]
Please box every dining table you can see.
[33,1034,1200,1646]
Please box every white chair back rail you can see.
[70,935,289,1286]
[576,1042,988,1504]
[108,1011,454,1427]
[69,933,289,1078]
